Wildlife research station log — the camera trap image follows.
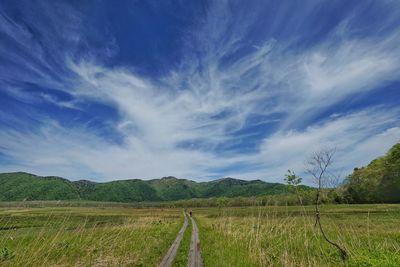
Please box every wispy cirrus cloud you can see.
[0,1,399,183]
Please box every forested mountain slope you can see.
[0,172,292,202]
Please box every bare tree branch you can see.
[306,147,348,260]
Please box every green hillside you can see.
[149,176,198,201]
[0,172,79,201]
[83,180,160,202]
[0,172,294,202]
[196,178,288,198]
[342,143,400,203]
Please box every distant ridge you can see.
[0,172,310,202]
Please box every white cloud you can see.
[1,1,400,183]
[225,109,400,183]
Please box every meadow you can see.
[0,203,399,266]
[0,207,182,266]
[197,204,400,267]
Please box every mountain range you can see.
[0,172,305,202]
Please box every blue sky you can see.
[0,0,399,183]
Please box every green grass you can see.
[0,204,399,266]
[172,215,192,267]
[0,207,182,266]
[196,204,400,267]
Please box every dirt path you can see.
[159,213,189,267]
[188,216,203,267]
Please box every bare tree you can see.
[306,147,348,260]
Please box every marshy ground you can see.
[0,204,399,266]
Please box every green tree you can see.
[284,169,303,205]
[343,143,400,203]
[284,169,302,187]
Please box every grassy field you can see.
[0,204,399,266]
[0,207,182,266]
[197,204,400,267]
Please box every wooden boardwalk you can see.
[159,213,189,267]
[188,216,203,267]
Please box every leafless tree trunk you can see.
[307,148,348,260]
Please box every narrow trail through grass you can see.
[159,213,189,267]
[188,216,204,267]
[172,215,192,267]
[1,204,399,266]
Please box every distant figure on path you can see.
[189,208,193,217]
